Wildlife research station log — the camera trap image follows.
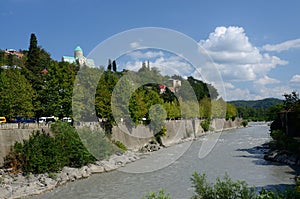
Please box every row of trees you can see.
[75,62,238,135]
[0,34,79,120]
[230,98,284,121]
[0,33,238,128]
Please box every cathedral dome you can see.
[74,46,83,58]
[74,46,83,52]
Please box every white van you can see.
[62,117,72,123]
[38,116,56,124]
[38,117,47,123]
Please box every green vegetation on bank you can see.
[3,122,118,174]
[270,91,300,154]
[143,172,300,199]
[230,98,283,121]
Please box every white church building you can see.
[62,46,95,67]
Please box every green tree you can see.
[163,101,180,120]
[111,73,137,123]
[283,91,299,110]
[211,98,226,118]
[112,60,117,72]
[129,88,163,124]
[0,69,34,118]
[266,104,284,121]
[199,97,212,119]
[73,66,103,122]
[226,103,237,120]
[26,33,40,74]
[37,61,77,117]
[107,59,112,71]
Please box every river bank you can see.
[0,129,213,198]
[0,151,143,199]
[264,144,300,166]
[0,119,243,199]
[26,124,299,199]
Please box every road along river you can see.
[31,123,299,199]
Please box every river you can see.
[31,123,299,199]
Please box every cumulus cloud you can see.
[199,26,287,82]
[130,41,140,49]
[128,50,164,60]
[263,38,300,52]
[256,75,280,85]
[290,74,300,83]
[122,54,194,77]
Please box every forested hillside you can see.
[229,98,283,121]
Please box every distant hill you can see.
[229,98,283,109]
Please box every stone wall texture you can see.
[0,118,242,166]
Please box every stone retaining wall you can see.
[0,118,242,166]
[0,128,50,166]
[111,118,242,150]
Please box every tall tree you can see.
[0,69,34,118]
[26,33,40,73]
[112,60,117,72]
[107,59,112,71]
[38,61,77,117]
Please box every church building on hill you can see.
[62,46,95,67]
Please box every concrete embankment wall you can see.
[111,118,243,150]
[0,118,242,166]
[0,127,50,166]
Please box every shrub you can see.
[242,120,248,127]
[142,189,171,199]
[4,122,119,174]
[143,173,300,199]
[200,120,210,132]
[6,131,62,174]
[51,122,97,168]
[191,172,256,199]
[270,130,289,150]
[113,140,127,151]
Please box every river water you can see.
[31,123,299,199]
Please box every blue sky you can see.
[1,0,300,100]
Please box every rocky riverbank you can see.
[264,149,300,166]
[0,151,141,199]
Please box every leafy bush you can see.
[4,131,62,174]
[113,140,127,151]
[200,120,210,132]
[191,172,256,199]
[242,120,248,127]
[143,173,300,199]
[190,172,300,199]
[4,122,119,174]
[142,189,171,199]
[51,122,97,168]
[77,126,118,160]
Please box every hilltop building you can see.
[62,46,95,67]
[4,49,24,58]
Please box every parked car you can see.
[0,117,6,123]
[38,116,57,124]
[11,116,36,123]
[62,117,72,123]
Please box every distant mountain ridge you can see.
[229,98,283,109]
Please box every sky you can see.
[1,0,300,101]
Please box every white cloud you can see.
[128,50,164,60]
[122,55,194,77]
[263,38,300,52]
[130,42,140,49]
[290,74,300,83]
[256,75,280,85]
[199,26,287,82]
